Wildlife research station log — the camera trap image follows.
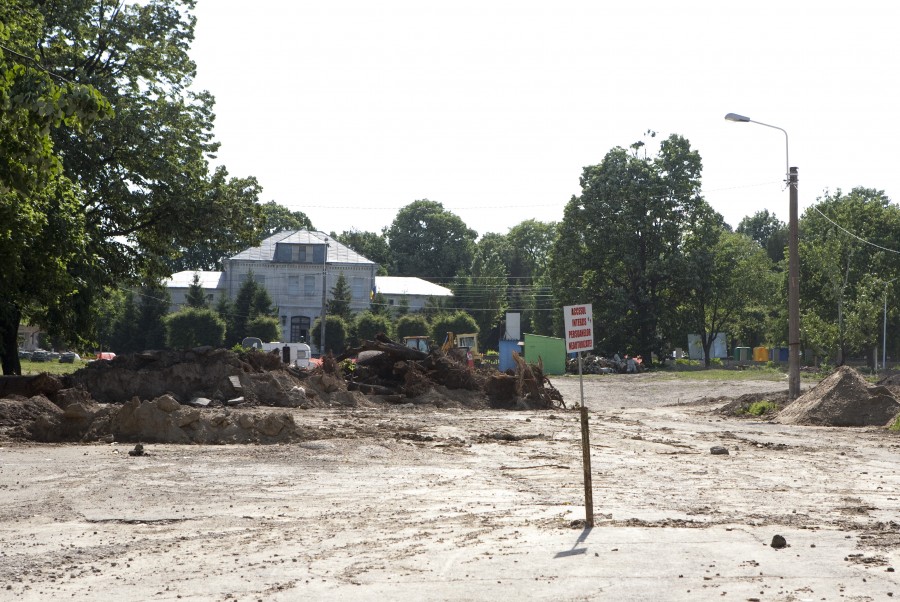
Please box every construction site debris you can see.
[566,353,644,375]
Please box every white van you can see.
[261,342,312,369]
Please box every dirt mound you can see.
[778,366,900,427]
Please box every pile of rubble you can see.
[778,365,900,427]
[0,339,565,444]
[566,353,644,375]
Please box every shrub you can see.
[747,400,779,416]
[164,308,226,349]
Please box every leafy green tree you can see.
[430,311,478,344]
[226,276,276,345]
[355,311,393,343]
[386,200,476,279]
[327,273,354,321]
[679,220,775,367]
[505,220,558,333]
[186,274,209,309]
[109,291,140,354]
[396,314,430,339]
[737,210,788,264]
[453,237,508,346]
[394,297,410,317]
[312,315,349,354]
[335,229,391,274]
[247,316,280,342]
[800,188,900,366]
[550,133,707,362]
[260,200,314,236]
[164,308,225,348]
[0,0,264,373]
[0,4,111,374]
[137,283,170,350]
[370,292,391,316]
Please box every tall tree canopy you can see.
[1,0,266,373]
[0,3,111,374]
[550,133,708,362]
[259,201,314,237]
[736,209,788,264]
[335,229,391,274]
[799,187,900,365]
[386,200,476,280]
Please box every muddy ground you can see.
[1,373,898,601]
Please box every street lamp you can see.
[725,112,801,399]
[883,277,898,371]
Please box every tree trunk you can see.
[0,305,22,375]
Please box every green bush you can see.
[164,308,226,349]
[312,315,349,354]
[430,311,478,344]
[889,416,900,431]
[246,316,280,342]
[355,311,393,343]
[396,313,430,340]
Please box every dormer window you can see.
[274,243,325,263]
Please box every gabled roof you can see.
[165,270,226,289]
[375,276,453,297]
[230,230,375,265]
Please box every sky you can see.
[188,0,899,238]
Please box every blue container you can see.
[777,347,789,362]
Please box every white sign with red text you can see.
[563,304,594,352]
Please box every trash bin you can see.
[753,346,768,362]
[733,347,751,362]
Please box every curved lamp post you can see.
[725,113,801,399]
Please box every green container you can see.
[523,333,567,375]
[733,347,751,361]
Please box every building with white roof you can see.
[374,276,453,312]
[166,231,455,347]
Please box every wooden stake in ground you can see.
[578,351,594,527]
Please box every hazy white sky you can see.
[189,0,899,238]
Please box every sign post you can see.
[563,304,594,527]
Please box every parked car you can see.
[30,350,49,362]
[18,350,33,361]
[59,352,81,363]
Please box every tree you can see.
[186,274,209,309]
[327,273,353,321]
[0,3,111,374]
[0,1,264,374]
[312,315,348,354]
[355,311,393,343]
[396,314,430,339]
[335,229,391,274]
[137,282,170,350]
[260,201,314,236]
[226,276,276,346]
[505,220,557,334]
[549,133,707,362]
[799,188,900,366]
[109,291,140,354]
[430,311,478,344]
[164,308,225,348]
[386,200,476,279]
[246,316,280,342]
[370,292,391,316]
[680,220,774,367]
[737,210,788,264]
[453,237,508,346]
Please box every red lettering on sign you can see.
[572,307,586,315]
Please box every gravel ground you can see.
[1,373,898,601]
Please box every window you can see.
[304,275,316,297]
[352,277,365,300]
[288,275,300,296]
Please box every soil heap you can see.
[778,365,900,427]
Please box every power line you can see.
[812,205,900,255]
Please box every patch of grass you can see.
[19,359,87,376]
[889,416,900,432]
[660,367,786,381]
[746,400,779,416]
